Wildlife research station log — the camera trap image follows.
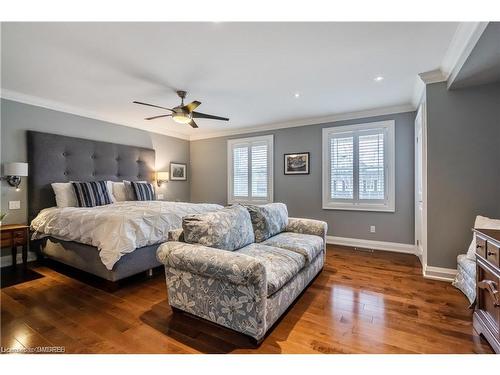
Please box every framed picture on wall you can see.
[284,152,310,175]
[170,162,187,181]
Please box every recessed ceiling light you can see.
[374,76,384,82]
[294,92,300,98]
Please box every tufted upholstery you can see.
[27,131,155,221]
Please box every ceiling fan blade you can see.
[188,119,199,128]
[145,114,171,120]
[183,100,201,112]
[192,111,229,121]
[133,101,173,112]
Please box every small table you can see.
[1,224,30,267]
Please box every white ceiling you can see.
[1,22,459,140]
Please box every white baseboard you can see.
[326,235,416,255]
[423,264,457,282]
[0,252,37,268]
[326,236,457,283]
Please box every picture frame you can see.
[170,162,187,181]
[284,152,310,175]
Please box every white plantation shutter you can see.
[358,132,385,200]
[228,135,273,203]
[233,146,248,197]
[330,136,354,199]
[322,121,395,211]
[251,144,268,198]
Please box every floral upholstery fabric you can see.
[245,203,289,242]
[157,210,328,340]
[262,232,323,264]
[182,204,255,251]
[266,253,324,329]
[157,241,266,286]
[236,243,306,296]
[168,228,184,242]
[157,239,324,340]
[453,254,476,305]
[286,217,327,239]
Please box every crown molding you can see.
[2,89,415,142]
[189,103,416,141]
[411,22,488,108]
[441,22,489,88]
[418,69,447,85]
[0,89,191,141]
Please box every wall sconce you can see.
[156,171,169,187]
[3,162,28,191]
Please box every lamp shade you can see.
[4,162,28,176]
[156,171,169,181]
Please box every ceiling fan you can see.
[133,90,229,128]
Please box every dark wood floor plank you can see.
[1,245,494,353]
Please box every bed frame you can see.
[27,130,162,283]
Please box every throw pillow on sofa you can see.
[245,202,288,242]
[182,204,255,251]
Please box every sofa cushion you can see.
[236,243,305,296]
[262,232,323,264]
[246,203,288,242]
[183,204,255,251]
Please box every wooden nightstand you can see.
[1,224,30,267]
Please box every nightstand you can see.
[1,224,30,267]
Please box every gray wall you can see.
[0,98,190,227]
[426,81,500,268]
[191,111,416,244]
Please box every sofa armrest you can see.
[286,217,328,240]
[157,242,266,286]
[168,228,184,242]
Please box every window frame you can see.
[227,134,274,205]
[322,120,395,212]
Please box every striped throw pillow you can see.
[71,181,113,207]
[131,181,155,201]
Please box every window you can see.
[228,135,273,204]
[322,120,395,211]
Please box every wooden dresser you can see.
[474,228,500,353]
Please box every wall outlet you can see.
[370,225,376,233]
[9,201,21,210]
[157,194,164,200]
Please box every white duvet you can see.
[31,201,222,270]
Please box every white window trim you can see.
[322,120,395,212]
[227,134,274,205]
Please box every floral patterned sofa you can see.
[156,203,327,343]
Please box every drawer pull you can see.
[478,280,500,307]
[487,251,496,256]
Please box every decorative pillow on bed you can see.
[71,181,113,207]
[123,180,146,200]
[51,182,78,207]
[131,181,155,201]
[466,215,500,260]
[111,182,128,201]
[182,204,255,251]
[245,203,289,242]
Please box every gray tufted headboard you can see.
[27,131,155,221]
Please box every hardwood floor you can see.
[0,245,494,354]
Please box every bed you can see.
[27,131,221,282]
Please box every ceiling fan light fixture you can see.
[172,112,192,124]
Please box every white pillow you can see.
[466,215,500,259]
[112,182,128,202]
[52,181,116,207]
[106,181,116,203]
[51,182,77,208]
